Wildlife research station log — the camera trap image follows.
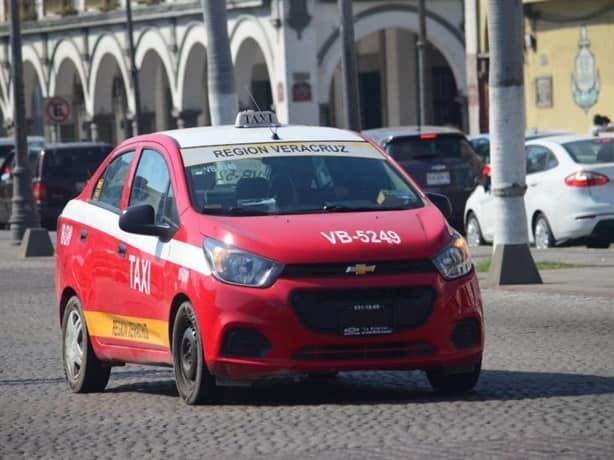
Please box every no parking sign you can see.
[44,97,72,124]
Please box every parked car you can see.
[0,136,46,170]
[469,129,574,165]
[464,134,614,248]
[0,142,112,229]
[362,126,484,231]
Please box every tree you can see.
[200,0,238,125]
[486,0,541,285]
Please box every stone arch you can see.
[22,47,47,136]
[89,34,133,143]
[89,33,133,115]
[48,39,89,104]
[176,22,210,126]
[229,16,275,100]
[233,37,273,111]
[318,5,465,104]
[135,27,178,110]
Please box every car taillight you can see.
[564,171,609,187]
[420,133,437,140]
[33,182,46,201]
[481,165,491,176]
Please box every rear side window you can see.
[43,146,111,179]
[386,134,477,162]
[91,151,135,210]
[564,138,614,164]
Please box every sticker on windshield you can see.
[182,141,382,166]
[321,230,402,245]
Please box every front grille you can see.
[292,341,434,361]
[280,259,436,278]
[290,286,435,336]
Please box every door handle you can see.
[79,229,87,242]
[117,243,127,257]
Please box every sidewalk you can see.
[0,230,612,298]
[472,245,614,298]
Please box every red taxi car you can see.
[56,111,484,404]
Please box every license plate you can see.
[426,171,450,185]
[340,303,393,336]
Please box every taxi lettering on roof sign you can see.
[55,110,484,405]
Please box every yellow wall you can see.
[478,0,614,134]
[524,1,614,133]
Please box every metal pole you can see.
[338,0,361,131]
[417,0,427,128]
[8,0,39,243]
[126,0,141,135]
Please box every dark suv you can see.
[0,142,112,229]
[362,126,484,231]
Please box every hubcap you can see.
[64,309,84,381]
[180,326,197,381]
[466,218,481,247]
[535,220,550,249]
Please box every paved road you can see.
[1,247,613,459]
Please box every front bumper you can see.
[193,271,484,381]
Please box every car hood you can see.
[198,206,451,264]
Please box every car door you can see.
[118,147,180,352]
[525,144,559,239]
[84,149,137,346]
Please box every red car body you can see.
[55,120,483,399]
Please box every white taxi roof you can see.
[162,125,364,149]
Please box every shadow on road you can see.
[102,368,614,405]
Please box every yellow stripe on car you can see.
[84,311,169,348]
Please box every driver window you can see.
[92,151,135,210]
[129,149,178,226]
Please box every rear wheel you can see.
[62,296,111,393]
[534,214,554,249]
[465,213,484,247]
[426,360,481,394]
[172,301,217,405]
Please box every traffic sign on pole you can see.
[44,97,72,124]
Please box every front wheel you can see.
[426,360,481,394]
[62,296,111,393]
[172,301,217,405]
[534,214,554,249]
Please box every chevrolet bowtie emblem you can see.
[345,264,376,275]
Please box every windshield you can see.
[387,134,477,162]
[564,137,614,164]
[183,141,423,216]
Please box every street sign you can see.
[44,97,72,124]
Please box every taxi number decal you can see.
[59,223,73,246]
[321,230,401,245]
[129,255,151,295]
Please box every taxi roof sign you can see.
[235,110,280,128]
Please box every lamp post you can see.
[338,0,361,131]
[126,0,141,135]
[416,0,427,128]
[8,0,39,244]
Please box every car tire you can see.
[465,213,484,247]
[587,238,610,249]
[62,295,111,393]
[172,301,217,405]
[426,360,481,394]
[534,214,554,249]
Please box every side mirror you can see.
[426,192,452,219]
[119,204,176,240]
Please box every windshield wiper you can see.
[202,207,270,216]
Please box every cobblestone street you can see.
[1,255,613,459]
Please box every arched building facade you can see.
[0,0,466,144]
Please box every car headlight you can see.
[204,238,284,287]
[432,232,473,280]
